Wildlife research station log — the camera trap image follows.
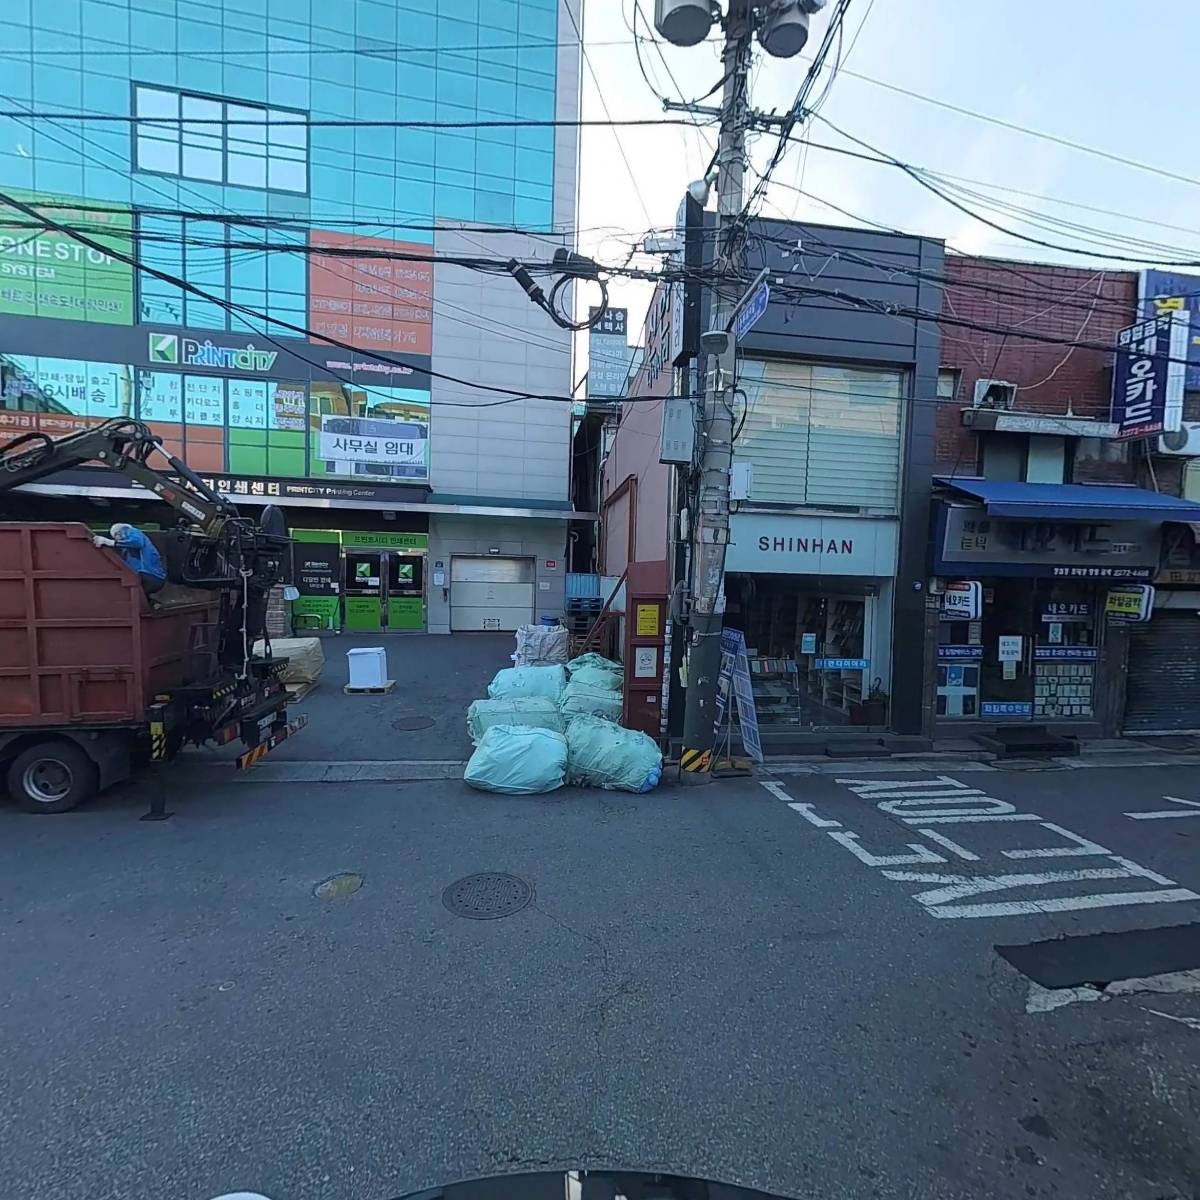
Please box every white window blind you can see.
[736,360,904,513]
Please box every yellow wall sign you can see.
[636,603,660,636]
[1105,585,1155,622]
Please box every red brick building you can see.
[937,257,1139,483]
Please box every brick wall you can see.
[937,257,1139,479]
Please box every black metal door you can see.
[1123,612,1200,732]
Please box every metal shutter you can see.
[1123,612,1200,732]
[450,556,535,632]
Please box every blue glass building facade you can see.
[0,0,582,632]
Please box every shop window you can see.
[937,579,1097,720]
[736,360,904,514]
[727,578,882,729]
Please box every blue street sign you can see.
[733,282,770,341]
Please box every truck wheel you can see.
[7,741,98,814]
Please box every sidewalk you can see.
[761,734,1200,775]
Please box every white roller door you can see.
[450,556,535,631]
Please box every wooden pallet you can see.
[285,679,319,703]
[344,679,396,695]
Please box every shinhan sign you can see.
[726,512,899,576]
[147,332,279,373]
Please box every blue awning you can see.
[934,477,1200,523]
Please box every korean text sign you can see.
[1141,270,1200,390]
[1110,313,1189,441]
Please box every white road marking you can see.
[882,865,1143,907]
[1001,822,1111,860]
[921,888,1200,919]
[828,830,946,867]
[1125,795,1200,820]
[759,780,794,804]
[1108,855,1178,886]
[835,775,974,794]
[915,828,981,861]
[787,802,842,828]
[760,780,841,827]
[781,772,1200,920]
[1145,1008,1200,1033]
[899,811,1045,824]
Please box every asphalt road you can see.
[4,760,1200,1200]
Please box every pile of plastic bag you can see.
[512,623,570,667]
[464,726,567,794]
[467,697,564,745]
[565,714,662,793]
[464,655,662,795]
[487,664,567,701]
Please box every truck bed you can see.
[0,522,220,728]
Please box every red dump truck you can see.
[0,421,305,815]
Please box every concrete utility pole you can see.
[655,0,828,776]
[677,3,752,776]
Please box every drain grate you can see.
[392,716,436,731]
[442,872,534,920]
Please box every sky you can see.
[572,0,1200,345]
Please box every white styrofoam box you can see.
[347,647,388,689]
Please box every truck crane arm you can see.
[0,418,236,533]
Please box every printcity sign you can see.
[148,332,279,373]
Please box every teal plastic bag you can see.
[487,664,567,701]
[570,665,623,692]
[567,652,623,677]
[467,697,564,746]
[464,726,568,794]
[559,680,622,723]
[565,715,663,792]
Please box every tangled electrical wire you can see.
[505,248,611,331]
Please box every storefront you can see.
[722,512,898,739]
[291,528,428,633]
[931,479,1200,733]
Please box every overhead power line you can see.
[809,114,1200,269]
[0,187,684,408]
[0,111,711,132]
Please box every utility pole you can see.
[654,0,828,777]
[678,2,751,777]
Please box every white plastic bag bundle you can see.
[463,726,568,794]
[512,623,569,667]
[559,679,622,723]
[567,652,623,677]
[488,664,567,701]
[565,714,663,792]
[467,697,564,745]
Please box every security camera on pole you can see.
[653,0,830,779]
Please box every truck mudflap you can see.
[236,714,308,770]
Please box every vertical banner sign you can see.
[713,628,763,763]
[1141,269,1200,390]
[1110,313,1190,441]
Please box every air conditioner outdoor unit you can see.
[1158,422,1200,456]
[973,379,1018,409]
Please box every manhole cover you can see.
[392,716,436,731]
[442,872,534,920]
[314,872,364,899]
